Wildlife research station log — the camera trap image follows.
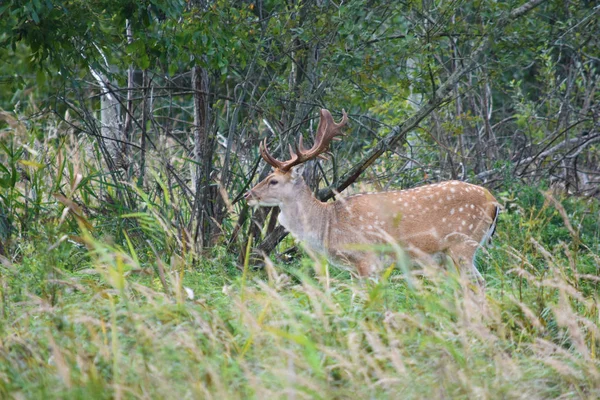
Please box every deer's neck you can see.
[278,183,330,252]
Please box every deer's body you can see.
[245,109,499,283]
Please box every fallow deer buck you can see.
[245,109,499,284]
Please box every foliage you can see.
[0,0,599,397]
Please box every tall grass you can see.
[0,117,599,399]
[1,199,599,399]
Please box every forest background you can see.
[0,0,599,398]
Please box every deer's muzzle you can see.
[244,190,255,202]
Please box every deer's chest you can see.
[278,210,326,254]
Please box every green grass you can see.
[1,183,599,399]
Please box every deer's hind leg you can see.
[343,252,378,277]
[447,240,484,286]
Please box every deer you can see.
[245,109,500,284]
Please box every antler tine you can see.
[316,109,347,139]
[259,138,285,170]
[259,109,348,172]
[295,109,348,161]
[297,135,309,154]
[287,144,299,161]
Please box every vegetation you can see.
[0,0,598,398]
[0,173,599,398]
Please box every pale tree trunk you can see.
[139,69,149,186]
[86,25,138,209]
[191,65,211,249]
[91,67,124,169]
[123,19,135,179]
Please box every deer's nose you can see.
[244,191,253,201]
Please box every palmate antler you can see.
[260,109,348,172]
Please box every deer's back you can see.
[329,181,498,255]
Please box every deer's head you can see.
[244,166,305,207]
[245,109,348,207]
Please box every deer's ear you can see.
[290,164,305,182]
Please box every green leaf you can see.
[31,9,40,24]
[0,4,10,16]
[36,69,46,86]
[138,52,150,70]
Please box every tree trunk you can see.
[191,65,212,249]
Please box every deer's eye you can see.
[269,179,278,186]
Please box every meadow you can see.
[1,176,598,399]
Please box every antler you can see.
[260,109,348,172]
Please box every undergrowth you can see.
[0,137,599,399]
